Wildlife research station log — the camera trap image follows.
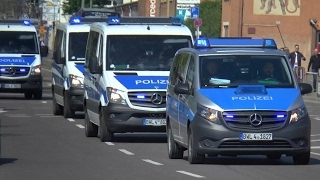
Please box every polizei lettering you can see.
[135,79,168,85]
[232,96,273,100]
[150,0,156,17]
[0,58,25,63]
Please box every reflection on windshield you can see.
[69,32,88,61]
[0,32,38,54]
[200,55,293,88]
[107,35,192,71]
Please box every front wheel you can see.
[188,127,205,164]
[85,108,98,137]
[99,110,114,142]
[167,122,183,159]
[63,91,75,118]
[293,151,310,165]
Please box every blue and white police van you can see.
[0,20,46,99]
[83,17,194,142]
[166,38,313,164]
[52,17,111,118]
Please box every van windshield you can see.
[200,55,294,88]
[106,35,192,70]
[69,32,89,61]
[0,32,39,54]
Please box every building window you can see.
[224,25,229,37]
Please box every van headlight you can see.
[69,74,83,87]
[107,87,127,105]
[197,104,220,124]
[290,106,308,124]
[30,65,41,75]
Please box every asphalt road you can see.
[1,54,320,180]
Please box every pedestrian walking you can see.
[307,48,320,92]
[288,44,306,79]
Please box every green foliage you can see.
[62,0,112,15]
[183,0,222,38]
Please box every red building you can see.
[222,0,320,70]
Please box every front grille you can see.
[222,111,287,130]
[128,91,166,108]
[0,66,30,77]
[219,140,291,149]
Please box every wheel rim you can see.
[168,128,172,152]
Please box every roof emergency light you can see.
[69,17,81,24]
[22,20,31,26]
[108,17,120,25]
[194,37,277,49]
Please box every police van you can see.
[0,20,47,99]
[166,38,313,164]
[52,17,115,118]
[84,17,194,142]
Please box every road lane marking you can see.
[311,146,320,149]
[314,117,320,121]
[311,134,320,136]
[42,101,47,103]
[176,171,205,178]
[142,159,163,165]
[311,152,320,156]
[119,149,134,155]
[42,67,51,72]
[67,118,75,122]
[311,140,320,142]
[76,124,85,129]
[105,142,114,145]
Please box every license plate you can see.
[4,84,21,88]
[143,119,166,126]
[240,133,272,141]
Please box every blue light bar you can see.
[137,95,145,99]
[171,17,183,25]
[69,17,81,24]
[276,114,285,118]
[108,17,120,25]
[194,37,277,49]
[22,20,31,26]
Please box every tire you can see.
[85,109,98,137]
[24,92,32,99]
[267,154,282,160]
[33,89,42,100]
[167,123,184,159]
[188,127,205,164]
[293,151,310,165]
[63,91,75,118]
[52,93,63,115]
[99,110,114,142]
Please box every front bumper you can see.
[65,87,84,111]
[0,75,42,93]
[102,103,166,133]
[190,114,311,156]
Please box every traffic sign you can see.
[194,18,202,28]
[191,7,199,19]
[40,26,45,34]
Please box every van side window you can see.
[186,55,195,92]
[53,29,66,61]
[85,31,99,68]
[169,53,189,85]
[98,34,103,67]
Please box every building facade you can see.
[222,0,320,70]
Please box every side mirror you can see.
[89,56,102,74]
[54,50,66,64]
[299,83,313,95]
[40,46,49,57]
[174,83,189,94]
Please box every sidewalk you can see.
[302,91,320,104]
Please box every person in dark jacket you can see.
[307,48,320,91]
[288,44,306,68]
[288,44,306,79]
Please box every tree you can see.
[184,0,222,38]
[62,0,112,15]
